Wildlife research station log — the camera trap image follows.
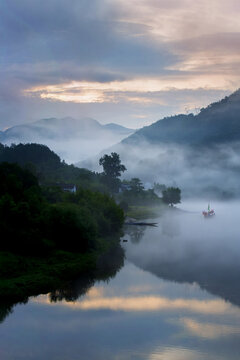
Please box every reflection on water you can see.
[1,261,240,360]
[1,202,240,359]
[0,244,125,323]
[125,224,147,244]
[0,302,15,324]
[125,203,240,308]
[50,244,125,303]
[35,290,239,315]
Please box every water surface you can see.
[1,202,240,359]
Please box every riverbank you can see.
[126,203,167,220]
[0,161,125,302]
[0,236,121,302]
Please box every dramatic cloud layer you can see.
[1,0,240,128]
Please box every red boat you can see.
[202,204,215,218]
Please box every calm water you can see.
[1,202,240,359]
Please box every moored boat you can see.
[202,204,215,218]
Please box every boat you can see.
[124,217,158,226]
[125,221,158,227]
[202,204,215,218]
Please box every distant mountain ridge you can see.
[1,117,134,141]
[103,123,135,134]
[0,117,134,163]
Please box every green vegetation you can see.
[126,204,166,220]
[0,143,106,192]
[99,152,126,193]
[0,157,124,300]
[119,178,161,206]
[0,142,182,301]
[116,178,181,219]
[116,177,181,219]
[162,187,181,206]
[0,162,123,256]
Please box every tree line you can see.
[0,143,181,259]
[0,161,123,256]
[99,152,181,207]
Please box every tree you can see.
[162,187,181,206]
[99,152,126,178]
[129,178,144,195]
[99,152,126,193]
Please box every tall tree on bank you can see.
[128,178,144,195]
[99,152,126,193]
[162,187,181,206]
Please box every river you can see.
[1,201,240,359]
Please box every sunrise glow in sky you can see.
[1,0,240,128]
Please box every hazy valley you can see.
[79,90,240,199]
[0,117,134,164]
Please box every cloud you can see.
[24,79,231,107]
[34,294,238,315]
[149,347,210,360]
[0,0,240,128]
[180,317,240,339]
[0,0,173,76]
[114,0,240,41]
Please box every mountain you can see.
[123,89,240,146]
[0,117,134,164]
[79,90,240,198]
[1,117,101,141]
[0,142,103,189]
[104,123,137,134]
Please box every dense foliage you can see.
[118,177,161,206]
[0,145,124,302]
[99,152,126,193]
[0,143,105,192]
[162,187,181,206]
[0,162,124,256]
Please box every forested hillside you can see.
[0,143,124,300]
[123,89,240,146]
[0,143,105,191]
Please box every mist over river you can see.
[1,201,240,359]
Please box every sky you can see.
[1,0,240,129]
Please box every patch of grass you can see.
[126,204,166,220]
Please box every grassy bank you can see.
[126,203,167,220]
